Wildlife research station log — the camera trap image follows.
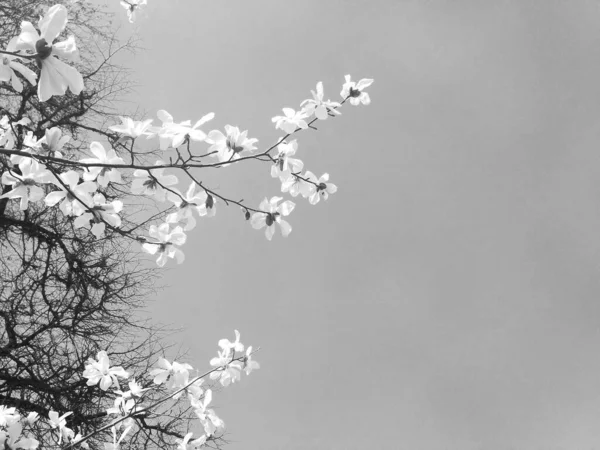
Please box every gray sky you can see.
[101,0,600,448]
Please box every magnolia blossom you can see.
[149,358,193,396]
[191,390,224,437]
[242,346,260,376]
[300,81,340,120]
[16,127,69,164]
[0,37,37,92]
[209,350,242,387]
[48,411,73,444]
[44,170,96,217]
[218,330,244,353]
[80,142,125,187]
[340,75,374,106]
[151,110,213,149]
[35,127,69,156]
[16,5,84,101]
[106,393,139,417]
[83,350,130,391]
[0,422,39,450]
[109,116,153,140]
[25,413,38,426]
[0,116,30,151]
[131,162,178,201]
[270,140,303,181]
[206,125,258,163]
[166,183,216,230]
[0,407,18,427]
[304,171,337,205]
[187,378,205,400]
[176,432,207,450]
[141,223,186,266]
[104,426,131,450]
[0,158,52,210]
[250,196,295,240]
[271,108,308,134]
[120,0,147,23]
[73,193,124,238]
[281,174,315,198]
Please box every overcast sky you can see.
[98,1,600,449]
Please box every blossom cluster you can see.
[0,331,258,449]
[0,1,374,449]
[0,7,373,266]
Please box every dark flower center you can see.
[226,138,244,154]
[143,178,157,190]
[35,39,52,60]
[349,87,361,98]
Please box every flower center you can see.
[143,178,158,190]
[35,38,52,60]
[226,138,244,154]
[1,57,9,66]
[349,87,361,98]
[317,182,327,191]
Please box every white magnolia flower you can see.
[73,193,124,238]
[83,350,130,391]
[166,184,215,230]
[0,158,52,210]
[141,223,186,266]
[109,116,153,140]
[120,0,147,23]
[48,411,74,444]
[45,170,96,216]
[271,108,308,134]
[26,413,39,426]
[250,196,295,240]
[131,162,178,201]
[191,390,225,437]
[0,37,37,92]
[270,140,303,181]
[16,5,84,101]
[340,75,374,106]
[305,171,337,205]
[209,350,242,387]
[206,125,258,164]
[0,422,39,450]
[38,127,69,156]
[218,330,244,353]
[242,346,260,376]
[104,426,131,450]
[281,173,315,198]
[300,81,341,120]
[187,378,205,400]
[149,358,193,397]
[0,116,30,151]
[80,142,125,187]
[0,406,18,427]
[150,110,213,149]
[15,127,68,164]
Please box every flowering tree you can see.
[0,1,373,449]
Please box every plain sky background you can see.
[92,0,600,448]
